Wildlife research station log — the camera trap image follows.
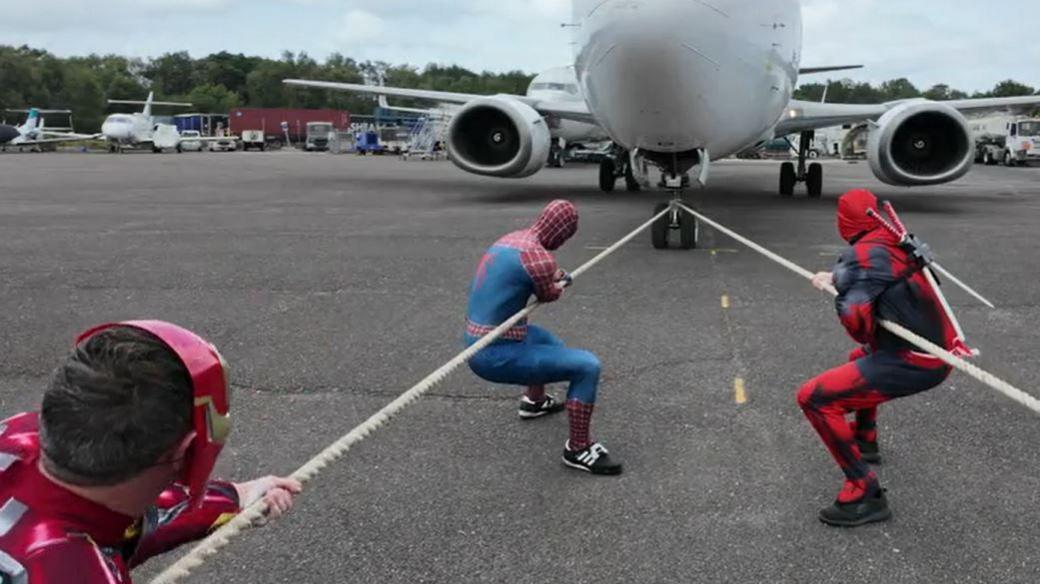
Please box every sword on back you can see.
[867,203,983,357]
[869,203,996,309]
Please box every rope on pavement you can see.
[674,202,1040,416]
[148,204,675,584]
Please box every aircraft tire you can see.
[779,162,796,197]
[651,203,670,249]
[678,212,698,250]
[599,159,617,192]
[625,165,641,192]
[807,163,823,199]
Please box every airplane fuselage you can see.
[101,113,154,145]
[573,0,801,160]
[527,66,610,145]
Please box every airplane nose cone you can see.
[102,123,129,141]
[581,2,725,153]
[577,0,795,156]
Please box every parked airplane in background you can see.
[101,92,194,152]
[0,108,97,151]
[372,65,608,167]
[287,0,1040,249]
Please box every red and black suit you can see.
[797,190,960,502]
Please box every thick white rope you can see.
[148,205,675,584]
[675,202,1040,415]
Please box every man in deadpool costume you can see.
[0,321,302,582]
[799,189,970,527]
[465,200,621,475]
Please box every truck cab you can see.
[1004,119,1040,166]
[305,122,334,151]
[974,117,1040,167]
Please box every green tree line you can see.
[0,46,534,131]
[1,45,1037,132]
[794,77,1038,103]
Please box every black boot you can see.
[857,439,881,464]
[819,486,892,527]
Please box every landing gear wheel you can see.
[549,149,564,168]
[806,163,823,199]
[651,203,670,249]
[599,159,617,192]
[779,162,796,197]
[678,212,699,250]
[625,165,641,192]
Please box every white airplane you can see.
[101,93,229,153]
[286,0,1040,249]
[373,65,609,167]
[0,108,98,151]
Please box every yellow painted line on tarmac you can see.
[734,377,748,405]
[721,295,731,309]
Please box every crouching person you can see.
[0,321,301,582]
[465,200,622,475]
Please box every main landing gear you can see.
[779,130,823,198]
[548,138,566,168]
[599,144,641,192]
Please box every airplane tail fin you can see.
[24,108,39,132]
[108,91,192,116]
[143,91,154,117]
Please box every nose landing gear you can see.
[651,197,699,250]
[779,130,823,198]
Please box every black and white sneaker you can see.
[518,395,565,419]
[562,441,623,475]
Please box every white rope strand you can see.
[674,202,1040,416]
[148,205,674,584]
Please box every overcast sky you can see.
[3,0,1036,93]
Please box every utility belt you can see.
[465,320,528,342]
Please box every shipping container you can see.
[174,114,230,137]
[229,108,351,146]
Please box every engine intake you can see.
[868,101,973,186]
[447,96,551,178]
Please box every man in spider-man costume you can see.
[798,189,972,527]
[0,321,301,582]
[465,200,621,475]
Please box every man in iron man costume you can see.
[0,321,301,582]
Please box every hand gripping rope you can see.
[674,202,1040,416]
[148,205,675,584]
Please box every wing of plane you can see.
[19,132,100,145]
[283,79,598,125]
[798,65,864,75]
[776,95,1040,136]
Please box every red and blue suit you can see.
[797,190,963,503]
[0,413,241,583]
[465,200,601,449]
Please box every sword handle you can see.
[866,208,903,239]
[881,201,908,237]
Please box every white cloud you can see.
[336,9,386,45]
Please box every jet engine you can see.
[868,101,974,186]
[446,96,551,178]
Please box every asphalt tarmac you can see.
[1,151,1037,583]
